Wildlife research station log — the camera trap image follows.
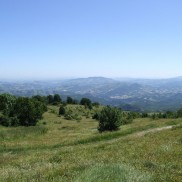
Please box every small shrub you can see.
[72,114,82,121]
[52,102,60,106]
[49,109,56,114]
[42,121,47,125]
[76,115,82,121]
[59,105,66,115]
[64,114,73,120]
[143,161,157,169]
[122,117,133,125]
[98,106,122,132]
[92,112,100,120]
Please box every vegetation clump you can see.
[66,96,78,104]
[80,98,93,109]
[0,93,17,115]
[47,94,62,105]
[98,106,123,132]
[59,105,66,115]
[0,95,47,127]
[0,116,19,127]
[12,97,47,126]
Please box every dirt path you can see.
[132,125,173,137]
[94,125,175,147]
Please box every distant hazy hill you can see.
[1,76,182,112]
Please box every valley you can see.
[1,77,182,112]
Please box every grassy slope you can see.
[0,105,182,182]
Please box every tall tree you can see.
[67,96,73,104]
[80,98,92,109]
[47,95,54,104]
[54,94,62,103]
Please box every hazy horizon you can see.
[1,0,182,80]
[1,75,182,82]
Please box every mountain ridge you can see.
[1,76,182,112]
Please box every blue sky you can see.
[0,0,182,80]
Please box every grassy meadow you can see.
[0,105,182,182]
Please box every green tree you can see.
[80,98,91,106]
[53,94,62,103]
[47,95,54,104]
[166,111,175,118]
[0,93,17,115]
[12,97,46,126]
[92,112,100,120]
[177,108,182,118]
[0,115,20,127]
[141,113,148,118]
[80,98,92,109]
[151,113,157,120]
[32,95,48,104]
[72,99,78,104]
[92,102,100,108]
[67,96,73,104]
[59,105,66,115]
[98,106,122,132]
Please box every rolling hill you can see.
[1,76,182,112]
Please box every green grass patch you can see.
[0,126,48,141]
[165,120,178,126]
[74,164,151,182]
[73,123,158,145]
[1,105,182,182]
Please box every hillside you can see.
[1,76,182,111]
[0,104,182,181]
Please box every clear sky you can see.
[0,0,182,80]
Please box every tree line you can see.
[0,93,98,127]
[1,93,182,132]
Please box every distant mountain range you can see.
[1,76,182,112]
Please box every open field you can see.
[0,105,182,182]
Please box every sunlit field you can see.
[0,105,182,182]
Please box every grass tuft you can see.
[74,164,152,182]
